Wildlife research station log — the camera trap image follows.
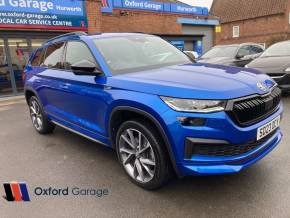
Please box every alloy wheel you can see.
[29,99,43,131]
[119,128,156,183]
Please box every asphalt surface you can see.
[0,96,290,218]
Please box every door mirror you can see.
[236,53,245,59]
[71,60,101,76]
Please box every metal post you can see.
[4,37,17,95]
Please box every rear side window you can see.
[31,48,45,66]
[64,41,96,70]
[42,42,65,69]
[250,46,264,54]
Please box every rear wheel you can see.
[116,119,171,190]
[29,96,55,134]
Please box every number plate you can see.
[257,116,280,141]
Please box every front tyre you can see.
[116,120,171,190]
[29,96,55,134]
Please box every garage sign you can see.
[0,0,88,30]
[102,0,208,16]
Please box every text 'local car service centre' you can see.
[0,0,218,97]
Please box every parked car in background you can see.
[246,40,290,92]
[198,43,264,67]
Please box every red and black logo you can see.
[3,182,30,202]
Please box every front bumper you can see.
[161,103,283,177]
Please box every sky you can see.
[179,0,214,9]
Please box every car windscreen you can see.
[93,35,191,75]
[261,41,290,57]
[201,46,239,59]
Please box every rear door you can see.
[37,40,108,140]
[35,41,67,116]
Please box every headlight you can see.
[245,65,249,68]
[285,67,290,72]
[160,96,226,113]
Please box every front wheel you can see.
[116,119,171,190]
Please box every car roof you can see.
[43,32,153,46]
[214,43,263,48]
[88,32,153,39]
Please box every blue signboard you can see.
[194,40,203,56]
[102,0,209,16]
[170,40,185,51]
[0,0,87,30]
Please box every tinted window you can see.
[42,42,65,68]
[64,41,96,70]
[93,36,191,75]
[250,46,263,54]
[31,48,45,66]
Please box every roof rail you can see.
[46,31,88,43]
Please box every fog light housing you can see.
[177,117,206,126]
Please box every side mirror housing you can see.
[236,53,245,59]
[71,60,102,76]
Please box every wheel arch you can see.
[24,88,39,105]
[109,105,181,177]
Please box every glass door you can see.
[0,39,14,96]
[7,39,30,93]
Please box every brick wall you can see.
[86,0,208,35]
[214,13,289,47]
[86,0,102,32]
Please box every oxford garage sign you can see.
[0,0,88,30]
[101,0,209,16]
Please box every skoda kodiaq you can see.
[24,32,283,189]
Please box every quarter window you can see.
[64,41,96,70]
[42,42,65,69]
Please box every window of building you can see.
[31,48,45,66]
[42,42,65,69]
[233,26,240,38]
[64,41,96,70]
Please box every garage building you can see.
[0,0,218,97]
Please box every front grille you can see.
[227,87,281,126]
[185,131,276,158]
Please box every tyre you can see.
[28,96,55,134]
[116,119,171,190]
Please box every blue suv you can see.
[24,32,283,189]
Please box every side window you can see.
[42,42,65,69]
[237,46,251,57]
[31,48,45,66]
[64,41,96,70]
[250,46,264,54]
